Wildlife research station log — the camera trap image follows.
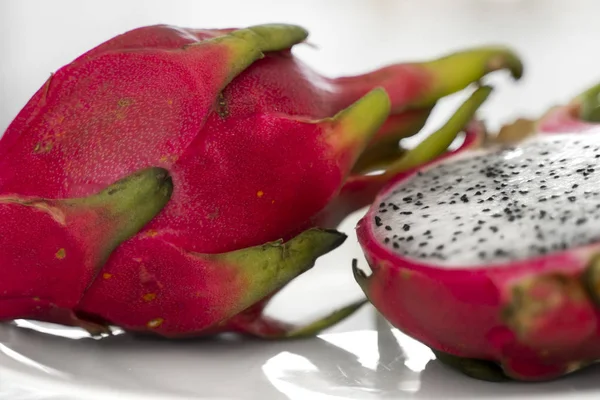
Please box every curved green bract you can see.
[410,47,522,109]
[432,349,509,382]
[195,24,308,83]
[209,228,347,313]
[583,255,600,306]
[70,167,173,260]
[281,299,368,338]
[383,85,491,177]
[326,88,391,162]
[577,82,600,123]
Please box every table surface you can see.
[1,1,600,399]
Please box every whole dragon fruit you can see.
[0,23,522,338]
[355,82,600,381]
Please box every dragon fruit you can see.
[0,23,521,338]
[354,82,600,381]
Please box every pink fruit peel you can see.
[355,81,600,381]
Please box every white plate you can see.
[1,309,600,400]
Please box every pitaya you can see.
[0,23,521,338]
[355,81,600,381]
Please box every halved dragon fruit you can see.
[354,82,600,381]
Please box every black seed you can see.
[400,211,413,215]
[407,236,414,242]
[536,232,544,240]
[375,216,382,226]
[568,196,577,202]
[393,242,399,249]
[402,224,410,232]
[490,226,499,233]
[495,249,507,257]
[385,225,392,231]
[419,242,428,247]
[384,238,390,243]
[460,194,469,203]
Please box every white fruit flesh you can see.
[373,133,600,267]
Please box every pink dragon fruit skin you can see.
[0,23,521,338]
[0,168,173,334]
[355,82,600,381]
